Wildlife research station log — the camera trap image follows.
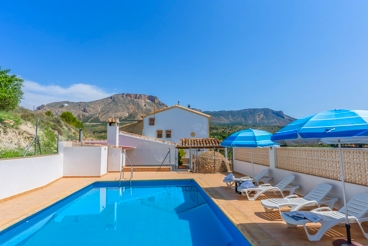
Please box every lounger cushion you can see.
[223,173,234,182]
[239,180,256,189]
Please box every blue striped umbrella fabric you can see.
[221,128,278,177]
[271,109,368,144]
[221,128,278,148]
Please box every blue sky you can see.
[1,0,367,118]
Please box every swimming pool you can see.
[0,179,251,246]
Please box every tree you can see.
[60,111,84,129]
[0,67,24,111]
[45,110,53,117]
[60,111,77,123]
[178,149,186,165]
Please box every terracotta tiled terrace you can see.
[1,171,367,246]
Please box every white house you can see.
[118,131,177,167]
[142,105,211,144]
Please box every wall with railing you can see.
[276,147,368,186]
[233,147,368,208]
[235,148,270,166]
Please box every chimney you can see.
[107,118,120,147]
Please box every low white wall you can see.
[107,147,123,171]
[0,154,63,200]
[63,146,108,176]
[234,159,368,209]
[119,133,177,166]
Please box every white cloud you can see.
[20,81,112,109]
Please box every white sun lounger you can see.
[261,183,333,215]
[223,173,252,189]
[237,174,299,201]
[252,169,272,185]
[281,193,368,241]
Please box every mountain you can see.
[35,94,294,126]
[204,108,295,126]
[35,93,167,123]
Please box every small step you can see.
[122,166,171,172]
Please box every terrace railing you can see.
[276,147,368,186]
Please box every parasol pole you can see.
[338,138,351,244]
[251,148,254,177]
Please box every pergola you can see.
[177,138,227,170]
[177,138,225,149]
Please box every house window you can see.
[157,130,163,138]
[149,118,155,125]
[166,130,172,138]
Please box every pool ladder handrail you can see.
[119,150,134,187]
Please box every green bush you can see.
[0,148,32,158]
[60,111,84,129]
[45,110,53,117]
[178,149,186,165]
[0,111,22,127]
[41,128,57,154]
[20,111,37,122]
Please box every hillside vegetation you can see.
[210,124,282,140]
[0,107,84,158]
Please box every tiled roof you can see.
[143,105,211,118]
[179,138,224,148]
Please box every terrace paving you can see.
[1,171,367,246]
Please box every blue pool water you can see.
[0,180,251,246]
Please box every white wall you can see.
[63,146,108,176]
[107,147,123,171]
[142,107,209,143]
[0,143,110,200]
[119,133,176,166]
[234,158,368,209]
[0,154,63,200]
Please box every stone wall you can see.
[195,150,230,173]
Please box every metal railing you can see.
[119,150,134,187]
[159,148,171,170]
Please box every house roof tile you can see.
[178,138,224,148]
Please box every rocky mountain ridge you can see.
[36,93,295,126]
[204,108,295,126]
[36,93,168,123]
